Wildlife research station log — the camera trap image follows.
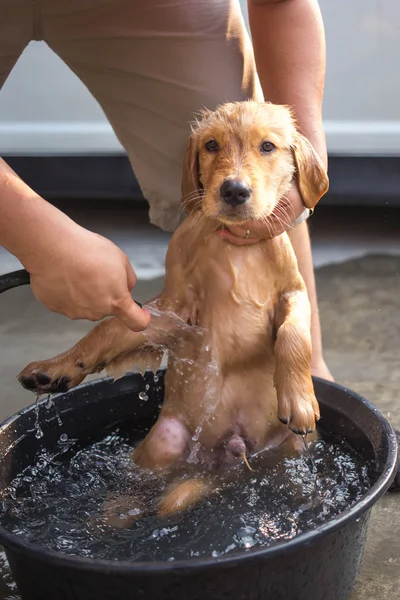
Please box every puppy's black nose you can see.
[220,180,251,206]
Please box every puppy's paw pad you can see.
[18,364,73,394]
[19,376,39,391]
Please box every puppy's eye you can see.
[260,141,276,154]
[205,140,219,152]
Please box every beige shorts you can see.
[0,0,262,231]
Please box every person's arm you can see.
[0,158,150,330]
[248,0,327,168]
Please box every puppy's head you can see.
[182,101,328,224]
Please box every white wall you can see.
[0,0,399,155]
[0,42,122,154]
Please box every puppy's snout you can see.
[220,180,251,207]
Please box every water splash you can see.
[187,349,220,463]
[34,395,43,440]
[143,301,206,343]
[301,435,324,506]
[301,435,317,473]
[0,425,372,563]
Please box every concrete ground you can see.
[0,203,399,599]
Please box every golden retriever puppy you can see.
[18,101,329,520]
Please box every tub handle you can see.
[0,268,142,308]
[0,268,31,294]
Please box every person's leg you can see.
[0,1,33,93]
[40,0,261,231]
[289,222,333,381]
[40,0,329,376]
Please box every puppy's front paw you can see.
[18,359,85,395]
[277,378,320,435]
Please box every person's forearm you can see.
[0,158,80,270]
[248,0,327,167]
[1,159,150,330]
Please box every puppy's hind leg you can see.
[97,477,213,530]
[158,478,213,517]
[99,417,194,529]
[133,419,213,517]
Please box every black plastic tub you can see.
[0,372,397,600]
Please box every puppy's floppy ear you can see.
[181,132,202,213]
[291,132,329,209]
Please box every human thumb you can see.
[113,294,151,332]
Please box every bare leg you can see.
[289,221,334,381]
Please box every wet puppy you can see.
[19,101,329,522]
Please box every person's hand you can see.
[27,226,150,331]
[218,182,305,245]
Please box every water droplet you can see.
[192,427,202,442]
[145,384,150,391]
[241,536,257,548]
[60,434,68,443]
[153,375,159,383]
[2,421,371,563]
[34,395,43,439]
[237,526,256,538]
[45,394,54,409]
[139,391,148,401]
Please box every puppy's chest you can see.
[184,244,278,342]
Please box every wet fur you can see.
[18,101,329,524]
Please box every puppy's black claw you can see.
[278,417,288,425]
[291,428,307,436]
